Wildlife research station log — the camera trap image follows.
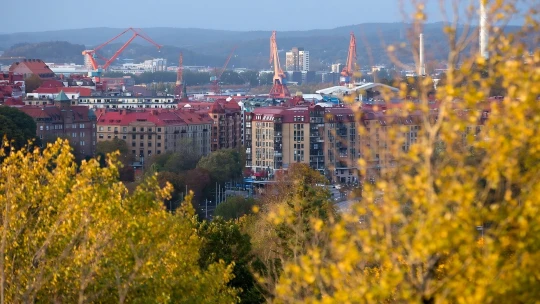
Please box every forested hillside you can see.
[0,23,526,69]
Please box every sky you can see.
[3,0,530,33]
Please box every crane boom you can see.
[81,27,162,85]
[268,31,290,98]
[340,32,357,86]
[211,46,237,94]
[218,46,237,79]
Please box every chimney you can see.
[479,0,489,59]
[419,33,426,76]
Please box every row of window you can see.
[131,142,161,148]
[39,123,92,131]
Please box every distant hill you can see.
[2,41,228,67]
[2,41,86,64]
[0,23,526,69]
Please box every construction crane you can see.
[210,46,237,94]
[268,31,290,98]
[82,27,162,82]
[340,32,357,87]
[174,52,186,99]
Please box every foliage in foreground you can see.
[0,140,237,303]
[273,2,540,303]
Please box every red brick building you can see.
[177,99,243,152]
[17,91,97,159]
[208,99,242,151]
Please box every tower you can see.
[419,33,426,76]
[479,0,489,59]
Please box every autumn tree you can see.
[273,1,540,303]
[0,139,238,303]
[245,164,336,299]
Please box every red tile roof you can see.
[33,86,92,96]
[97,109,213,127]
[9,59,55,77]
[19,105,92,122]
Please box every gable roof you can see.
[9,59,55,77]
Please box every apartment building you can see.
[78,96,178,110]
[285,47,309,72]
[96,108,212,165]
[18,91,97,159]
[209,100,242,151]
[251,105,328,177]
[324,107,360,183]
[248,96,494,184]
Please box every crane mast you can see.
[211,46,237,94]
[175,53,185,98]
[340,32,357,87]
[268,31,290,98]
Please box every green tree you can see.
[0,139,238,302]
[0,106,38,150]
[197,148,244,184]
[96,138,135,182]
[147,138,201,173]
[198,218,265,303]
[215,196,257,220]
[24,74,42,93]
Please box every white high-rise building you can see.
[299,50,309,72]
[285,47,309,71]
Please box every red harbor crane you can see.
[82,27,162,83]
[211,46,237,94]
[268,31,290,98]
[340,32,357,87]
[174,52,187,99]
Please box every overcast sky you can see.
[3,0,530,33]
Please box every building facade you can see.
[17,91,97,159]
[96,108,212,165]
[77,96,178,110]
[285,47,309,72]
[209,100,242,151]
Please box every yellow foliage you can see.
[0,139,237,303]
[273,1,540,303]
